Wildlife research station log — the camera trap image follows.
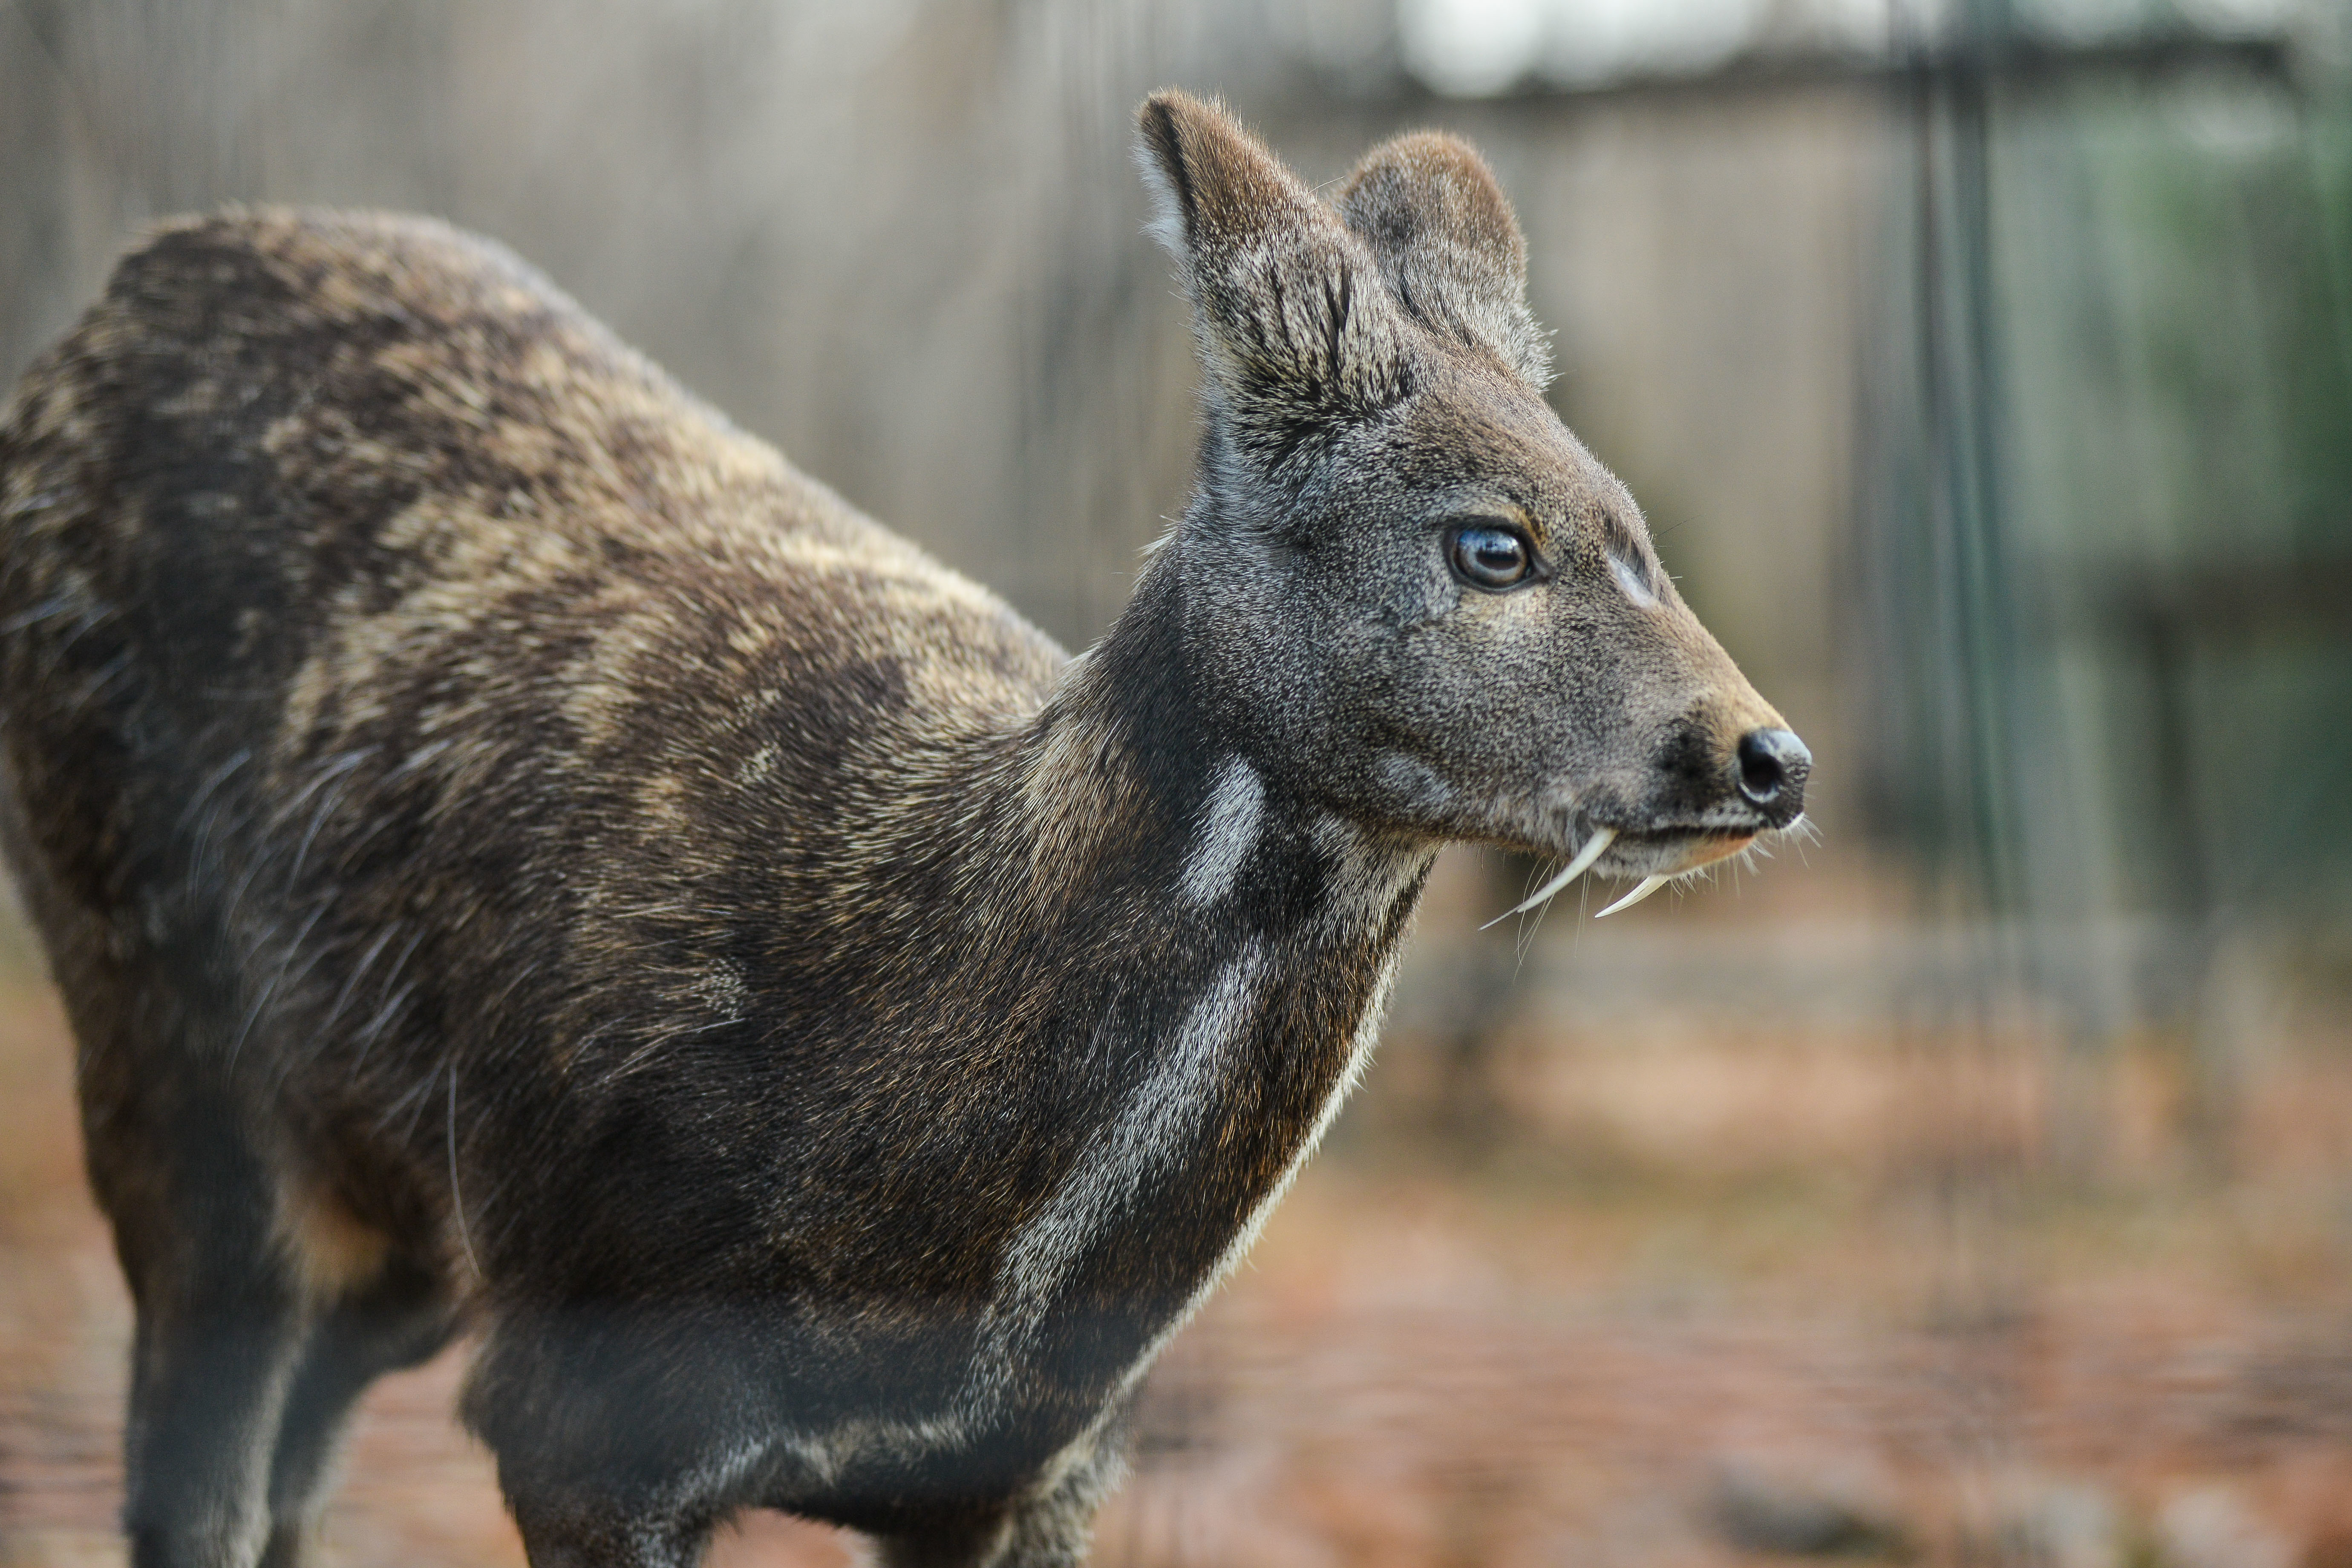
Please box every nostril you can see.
[1737,727,1811,811]
[1737,734,1782,801]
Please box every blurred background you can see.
[4,0,2352,1563]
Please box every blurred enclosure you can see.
[5,0,2352,1564]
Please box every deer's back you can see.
[0,210,1068,1304]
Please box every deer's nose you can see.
[1735,727,1810,824]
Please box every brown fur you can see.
[0,95,1804,1568]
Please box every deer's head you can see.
[1139,92,1808,905]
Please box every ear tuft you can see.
[1135,92,1323,285]
[1134,91,1409,444]
[1337,131,1551,387]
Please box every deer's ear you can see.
[1137,91,1406,424]
[1337,132,1551,388]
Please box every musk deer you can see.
[0,92,1807,1567]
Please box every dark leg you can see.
[256,1257,457,1568]
[507,1493,718,1568]
[111,1115,309,1568]
[123,1297,307,1568]
[871,1418,1130,1568]
[872,1515,1012,1568]
[471,1327,731,1568]
[992,1427,1129,1568]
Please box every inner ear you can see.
[1136,91,1409,428]
[1336,132,1551,388]
[1136,92,1323,272]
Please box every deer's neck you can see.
[931,559,1433,1378]
[994,555,1430,995]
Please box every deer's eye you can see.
[1447,523,1534,591]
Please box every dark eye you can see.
[1448,523,1535,591]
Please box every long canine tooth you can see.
[1594,874,1670,918]
[1482,827,1618,929]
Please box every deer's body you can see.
[0,98,1805,1566]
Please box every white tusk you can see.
[1594,874,1670,918]
[1482,827,1617,929]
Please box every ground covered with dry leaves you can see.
[6,856,2352,1566]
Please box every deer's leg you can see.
[123,1291,307,1568]
[106,1087,308,1568]
[466,1320,736,1568]
[871,1417,1131,1568]
[869,1514,1012,1568]
[506,1493,719,1568]
[256,1256,457,1568]
[990,1424,1130,1568]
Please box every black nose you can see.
[1735,727,1811,824]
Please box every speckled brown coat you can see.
[0,93,1804,1568]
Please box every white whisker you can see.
[448,1066,480,1281]
[1594,874,1669,918]
[1482,826,1617,929]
